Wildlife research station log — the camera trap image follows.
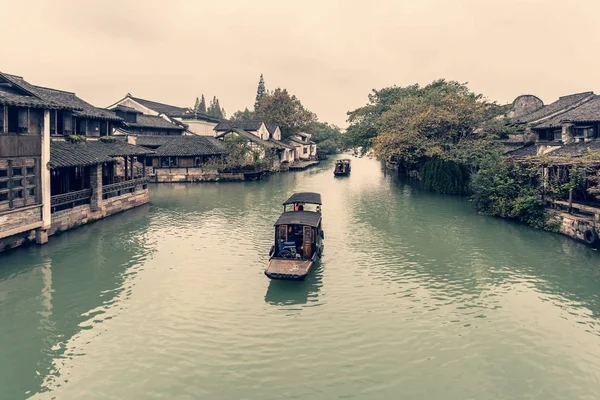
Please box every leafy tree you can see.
[199,95,207,114]
[256,88,316,139]
[231,108,256,122]
[254,74,266,113]
[308,121,343,153]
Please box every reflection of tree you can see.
[0,205,152,399]
[351,176,600,318]
[264,262,324,306]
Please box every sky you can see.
[2,0,600,127]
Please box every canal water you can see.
[1,156,600,400]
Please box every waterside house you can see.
[108,94,221,136]
[0,73,152,253]
[507,92,600,245]
[111,105,187,136]
[215,121,296,168]
[289,132,317,161]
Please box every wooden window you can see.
[0,105,4,133]
[278,225,287,242]
[303,147,308,154]
[18,108,28,133]
[0,159,38,212]
[50,110,56,135]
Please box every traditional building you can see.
[48,140,152,236]
[108,94,220,136]
[112,105,186,136]
[214,121,271,140]
[289,132,316,161]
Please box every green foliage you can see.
[203,134,270,172]
[256,88,316,140]
[199,95,207,114]
[99,136,116,143]
[254,74,266,113]
[307,121,343,153]
[230,108,256,123]
[66,135,85,143]
[471,155,551,230]
[421,157,470,195]
[206,96,225,118]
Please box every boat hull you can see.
[265,257,317,281]
[333,171,350,176]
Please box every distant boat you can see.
[265,192,324,281]
[334,159,351,176]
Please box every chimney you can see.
[127,135,137,145]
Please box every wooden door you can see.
[303,226,313,258]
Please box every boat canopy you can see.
[336,159,351,163]
[274,211,322,227]
[282,192,322,206]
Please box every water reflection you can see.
[264,262,324,306]
[0,206,152,399]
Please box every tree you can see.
[254,74,266,113]
[193,97,200,112]
[231,108,256,122]
[256,88,316,139]
[308,121,343,153]
[199,95,207,114]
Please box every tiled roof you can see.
[3,73,121,121]
[289,137,308,145]
[533,96,600,129]
[270,138,295,150]
[266,123,279,135]
[0,73,76,110]
[50,140,154,168]
[128,95,190,116]
[215,128,275,148]
[154,136,226,157]
[114,104,142,114]
[214,120,264,132]
[50,141,114,168]
[135,135,177,148]
[124,114,185,130]
[516,92,594,124]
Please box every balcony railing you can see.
[102,177,149,199]
[51,188,92,213]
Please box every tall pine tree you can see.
[193,97,200,112]
[254,74,266,113]
[199,95,207,114]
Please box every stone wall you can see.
[49,190,149,236]
[0,229,36,252]
[550,211,599,245]
[0,206,42,233]
[154,168,245,182]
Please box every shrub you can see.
[421,157,470,195]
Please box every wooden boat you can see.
[265,192,324,281]
[334,159,351,176]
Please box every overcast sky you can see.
[3,0,599,127]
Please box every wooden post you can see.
[569,188,573,213]
[124,156,128,180]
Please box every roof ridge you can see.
[32,84,76,95]
[130,95,189,110]
[558,91,594,99]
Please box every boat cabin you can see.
[274,211,322,260]
[334,159,351,175]
[266,192,324,280]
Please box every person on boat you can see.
[298,204,304,211]
[294,203,299,211]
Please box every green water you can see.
[1,156,600,400]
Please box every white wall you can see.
[272,127,282,141]
[176,118,218,136]
[112,98,159,116]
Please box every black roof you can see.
[153,136,226,157]
[274,211,322,227]
[533,96,600,129]
[124,114,186,130]
[548,140,600,158]
[49,140,154,168]
[505,143,538,158]
[128,95,190,117]
[516,92,594,124]
[114,104,143,114]
[3,73,121,121]
[0,72,79,110]
[283,192,322,205]
[215,128,276,148]
[214,120,264,132]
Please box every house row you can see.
[0,71,320,252]
[506,91,600,159]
